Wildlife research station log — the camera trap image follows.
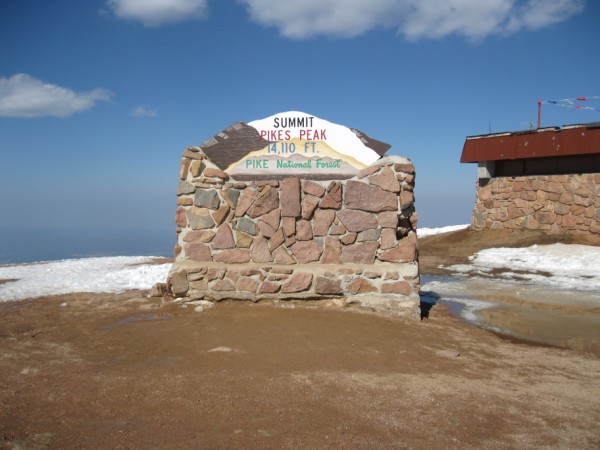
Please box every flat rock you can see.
[341,242,379,264]
[194,189,220,209]
[290,240,323,263]
[336,209,378,232]
[280,178,301,217]
[345,180,398,212]
[281,272,313,293]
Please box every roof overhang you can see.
[460,122,600,163]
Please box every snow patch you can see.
[444,243,600,291]
[418,224,469,237]
[0,256,171,302]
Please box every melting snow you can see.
[443,243,600,291]
[417,224,469,237]
[0,256,171,302]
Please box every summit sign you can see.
[199,111,391,180]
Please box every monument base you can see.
[167,261,420,317]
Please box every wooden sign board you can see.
[200,111,390,180]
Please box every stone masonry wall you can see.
[472,174,600,234]
[166,146,419,314]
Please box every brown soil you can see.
[1,287,600,449]
[418,228,600,276]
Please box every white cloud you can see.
[239,0,585,41]
[131,105,158,117]
[0,74,113,118]
[107,0,208,27]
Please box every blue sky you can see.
[1,0,599,245]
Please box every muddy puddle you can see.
[421,275,600,354]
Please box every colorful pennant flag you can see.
[540,96,600,112]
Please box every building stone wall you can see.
[166,146,420,315]
[472,173,600,234]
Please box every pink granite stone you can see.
[336,209,378,232]
[303,180,326,197]
[281,273,313,293]
[280,178,301,217]
[313,209,336,236]
[341,242,379,264]
[187,243,212,262]
[290,240,323,263]
[214,249,251,263]
[345,180,397,212]
[251,236,273,263]
[212,223,235,250]
[369,167,400,192]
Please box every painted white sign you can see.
[224,111,383,178]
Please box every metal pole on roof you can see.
[537,100,542,129]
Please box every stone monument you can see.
[166,111,419,315]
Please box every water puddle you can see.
[102,313,172,330]
[421,275,600,354]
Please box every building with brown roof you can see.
[460,122,600,234]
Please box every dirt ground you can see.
[1,229,600,449]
